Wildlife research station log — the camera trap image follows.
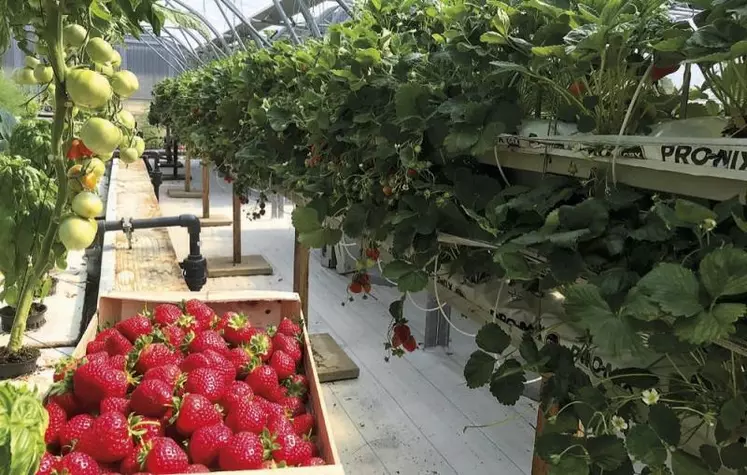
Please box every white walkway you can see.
[157,161,537,475]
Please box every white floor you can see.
[155,162,537,475]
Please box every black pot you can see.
[0,347,41,379]
[0,303,48,333]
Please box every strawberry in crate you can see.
[41,299,322,473]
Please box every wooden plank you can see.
[233,194,241,264]
[207,255,274,277]
[478,150,747,202]
[166,189,202,199]
[309,333,360,382]
[199,216,233,228]
[202,162,210,219]
[293,229,310,319]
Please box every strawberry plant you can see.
[148,0,747,472]
[0,0,168,370]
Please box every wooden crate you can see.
[74,290,344,475]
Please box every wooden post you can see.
[233,194,241,264]
[184,154,192,192]
[293,229,310,320]
[202,162,210,219]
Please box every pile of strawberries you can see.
[40,299,323,474]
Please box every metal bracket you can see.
[121,217,134,250]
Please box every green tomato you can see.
[59,216,98,251]
[117,110,136,130]
[72,191,104,219]
[12,67,37,85]
[79,117,122,156]
[120,147,139,164]
[86,37,115,64]
[110,50,122,69]
[63,24,87,48]
[111,70,139,98]
[24,56,41,68]
[33,64,54,83]
[66,68,113,109]
[133,136,146,156]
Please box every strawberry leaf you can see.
[489,359,525,406]
[636,263,703,318]
[626,424,666,466]
[675,303,745,344]
[699,248,747,299]
[648,404,680,446]
[475,322,510,354]
[463,351,495,388]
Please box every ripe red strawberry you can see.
[59,414,95,453]
[130,380,173,417]
[131,416,164,443]
[188,423,232,466]
[285,374,309,397]
[135,343,177,374]
[54,357,80,382]
[101,397,131,415]
[116,316,154,343]
[119,445,144,474]
[152,304,182,327]
[186,464,210,472]
[222,312,253,346]
[270,350,296,380]
[159,325,186,348]
[255,396,286,418]
[393,323,411,342]
[301,457,326,466]
[272,432,313,465]
[272,333,302,362]
[184,299,215,331]
[57,452,100,475]
[108,354,127,371]
[267,414,295,438]
[403,335,417,352]
[185,368,227,403]
[225,400,267,434]
[227,347,252,375]
[293,413,315,436]
[246,365,279,399]
[94,328,121,343]
[181,349,236,385]
[143,364,182,387]
[37,452,58,475]
[248,330,273,362]
[218,432,264,470]
[85,351,111,367]
[45,401,67,446]
[266,383,288,403]
[47,391,80,417]
[85,412,134,463]
[73,362,128,408]
[144,437,189,474]
[280,395,304,417]
[188,330,228,355]
[105,331,134,356]
[277,318,302,338]
[220,380,253,413]
[174,394,222,436]
[212,312,230,332]
[86,340,106,355]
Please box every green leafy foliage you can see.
[0,381,48,475]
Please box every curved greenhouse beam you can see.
[212,0,246,51]
[140,33,186,72]
[272,0,301,44]
[214,0,270,48]
[334,0,354,18]
[297,0,322,37]
[149,31,191,68]
[163,27,204,66]
[179,24,226,61]
[167,0,232,52]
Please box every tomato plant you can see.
[0,0,166,358]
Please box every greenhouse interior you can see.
[0,1,746,474]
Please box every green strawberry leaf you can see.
[464,351,496,388]
[475,322,511,354]
[291,206,322,233]
[674,199,717,225]
[648,404,680,446]
[675,303,745,344]
[489,359,526,406]
[721,443,747,469]
[549,455,589,475]
[699,248,747,299]
[585,435,627,471]
[626,424,667,466]
[719,396,746,431]
[637,263,704,318]
[699,444,722,472]
[672,449,713,475]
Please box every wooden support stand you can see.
[292,228,360,383]
[207,194,273,277]
[167,154,202,199]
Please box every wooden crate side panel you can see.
[200,466,345,475]
[302,329,341,466]
[72,315,100,358]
